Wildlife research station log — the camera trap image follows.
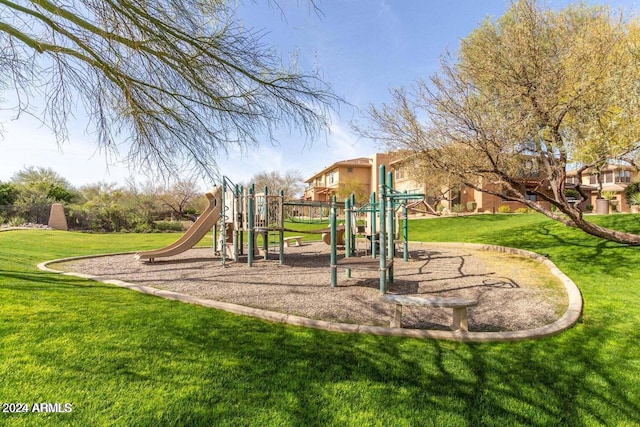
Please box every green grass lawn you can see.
[257,220,332,245]
[1,214,640,426]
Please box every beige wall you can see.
[336,165,371,193]
[304,164,371,202]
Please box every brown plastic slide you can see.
[134,187,222,262]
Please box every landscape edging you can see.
[38,242,583,342]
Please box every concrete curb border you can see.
[38,243,582,342]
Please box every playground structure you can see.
[216,177,349,265]
[215,177,287,266]
[330,164,424,293]
[135,176,317,265]
[135,168,423,296]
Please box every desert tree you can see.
[335,177,369,206]
[362,0,640,245]
[391,151,465,213]
[247,169,305,200]
[0,181,19,205]
[0,0,338,179]
[11,165,77,203]
[157,179,203,219]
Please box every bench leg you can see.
[390,304,403,328]
[452,307,469,332]
[284,238,301,247]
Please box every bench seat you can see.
[381,294,478,331]
[283,236,303,247]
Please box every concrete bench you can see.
[283,236,303,247]
[381,295,478,332]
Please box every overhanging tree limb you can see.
[0,0,339,178]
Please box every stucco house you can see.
[303,154,397,203]
[388,154,555,213]
[566,164,638,212]
[305,151,640,214]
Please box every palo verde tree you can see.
[11,166,77,204]
[363,0,640,245]
[0,0,337,179]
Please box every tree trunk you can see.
[505,192,640,245]
[571,216,640,245]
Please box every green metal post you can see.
[263,186,269,259]
[247,185,254,267]
[236,185,245,256]
[403,192,409,262]
[386,171,394,285]
[350,193,356,255]
[233,184,239,262]
[221,179,227,266]
[212,187,218,255]
[279,189,284,265]
[330,195,337,288]
[344,197,351,279]
[345,197,352,258]
[378,165,387,294]
[370,192,376,259]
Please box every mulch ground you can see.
[54,241,568,332]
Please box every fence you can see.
[0,204,51,226]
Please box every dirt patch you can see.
[53,242,568,332]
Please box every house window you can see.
[347,167,353,173]
[328,171,336,185]
[394,169,405,180]
[603,171,614,184]
[616,170,631,183]
[589,174,598,185]
[566,176,578,185]
[525,191,537,202]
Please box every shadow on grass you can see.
[0,270,114,289]
[2,265,639,426]
[3,221,640,425]
[124,311,640,426]
[488,221,638,277]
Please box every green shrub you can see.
[498,205,511,213]
[183,207,197,216]
[451,203,464,213]
[624,182,640,200]
[154,221,185,232]
[134,223,155,233]
[564,188,580,199]
[7,216,26,226]
[0,182,19,205]
[514,207,529,214]
[629,193,640,206]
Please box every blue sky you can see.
[0,0,635,189]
